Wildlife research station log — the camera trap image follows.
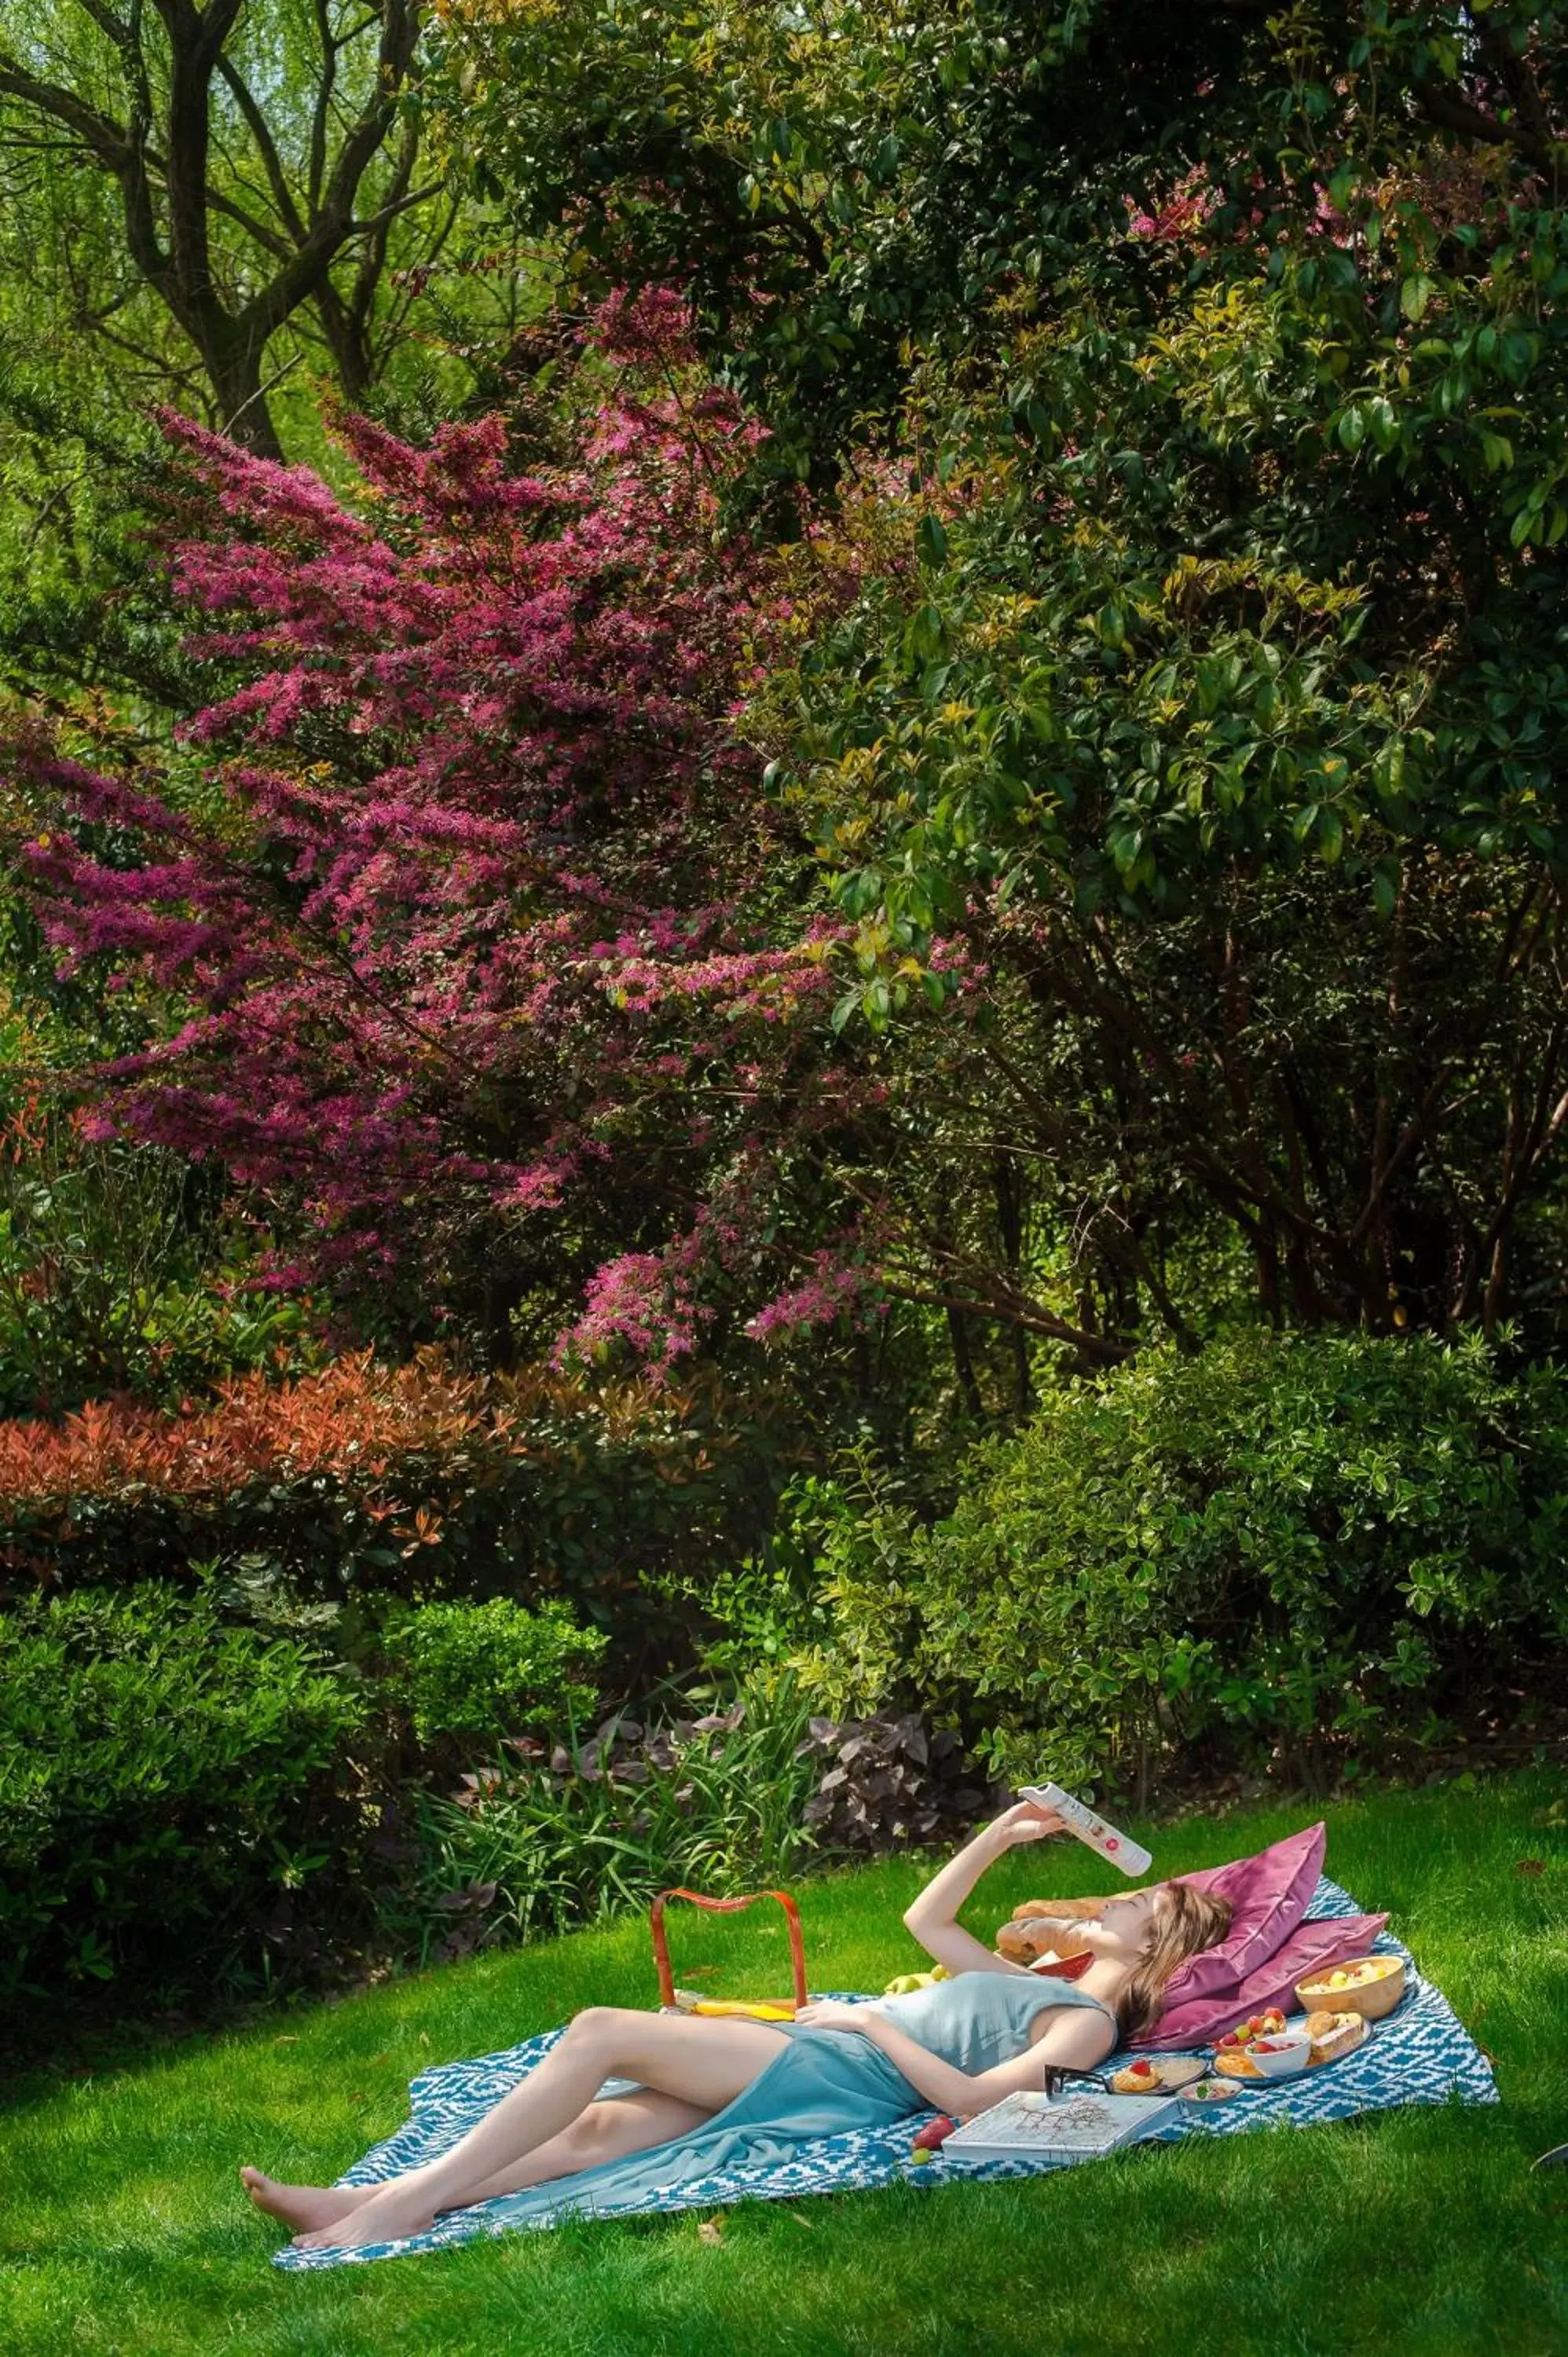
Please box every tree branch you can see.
[0,54,130,167]
[216,53,306,239]
[1410,71,1553,167]
[308,0,336,211]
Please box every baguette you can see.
[996,1894,1112,1963]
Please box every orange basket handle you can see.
[650,1887,808,2012]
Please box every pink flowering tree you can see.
[5,295,863,1367]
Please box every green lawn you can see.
[2,1775,1565,2357]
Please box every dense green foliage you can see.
[380,1597,606,1748]
[793,1333,1568,1786]
[0,1585,362,2001]
[436,0,1568,1351]
[415,1685,819,1956]
[0,1572,826,2010]
[436,0,1252,489]
[0,1127,308,1417]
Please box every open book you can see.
[940,2088,1179,2165]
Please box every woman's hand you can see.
[899,1798,1069,1980]
[989,1799,1066,1848]
[793,1998,877,2034]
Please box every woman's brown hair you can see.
[1116,1880,1233,2043]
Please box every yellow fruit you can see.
[882,1967,950,1996]
[1329,1971,1350,1989]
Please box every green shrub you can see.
[695,1457,900,1678]
[0,1118,313,1419]
[409,1681,819,1959]
[380,1597,606,1746]
[793,1332,1568,1789]
[0,1584,362,2003]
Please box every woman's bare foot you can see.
[239,2167,368,2234]
[290,2181,442,2251]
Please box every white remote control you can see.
[1020,1782,1152,1879]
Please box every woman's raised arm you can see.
[901,1801,1064,1976]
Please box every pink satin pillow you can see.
[1163,1820,1328,2006]
[1138,1908,1390,2050]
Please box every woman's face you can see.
[1082,1883,1165,1957]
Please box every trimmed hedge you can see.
[0,1351,792,1669]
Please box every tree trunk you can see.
[946,1301,985,1417]
[316,281,374,404]
[203,332,284,459]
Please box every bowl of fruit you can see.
[1244,2030,1313,2080]
[1294,1954,1405,2022]
[1211,2007,1289,2078]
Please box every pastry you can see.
[1306,2008,1368,2064]
[996,1898,1105,1963]
[1112,2055,1207,2095]
[1214,2048,1262,2079]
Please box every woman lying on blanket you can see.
[242,1798,1232,2251]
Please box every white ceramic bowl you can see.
[1245,2031,1313,2080]
[1180,2076,1243,2105]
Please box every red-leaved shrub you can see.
[0,1351,793,1659]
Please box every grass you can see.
[2,1773,1566,2357]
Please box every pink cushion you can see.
[1163,1821,1328,2006]
[1137,1909,1390,2049]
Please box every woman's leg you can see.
[267,2009,787,2250]
[241,2088,712,2236]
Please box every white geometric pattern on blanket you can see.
[272,1874,1497,2271]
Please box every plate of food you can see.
[1214,2007,1288,2055]
[1207,2008,1291,2080]
[1111,2055,1207,2095]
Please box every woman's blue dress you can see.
[466,1974,1117,2234]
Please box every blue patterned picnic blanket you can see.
[273,1875,1497,2270]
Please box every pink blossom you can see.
[2,306,871,1353]
[745,1252,868,1343]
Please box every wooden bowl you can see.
[1295,1953,1405,2022]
